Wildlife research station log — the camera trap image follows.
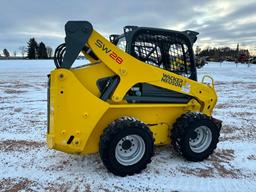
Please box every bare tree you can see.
[19,46,26,58]
[195,46,201,56]
[46,46,53,58]
[13,50,17,57]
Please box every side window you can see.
[130,33,193,79]
[134,42,162,67]
[168,44,191,77]
[116,37,127,51]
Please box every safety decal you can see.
[181,83,191,93]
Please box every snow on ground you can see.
[0,60,256,192]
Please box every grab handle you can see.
[202,75,214,88]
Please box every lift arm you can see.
[58,21,217,116]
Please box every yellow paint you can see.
[47,29,217,154]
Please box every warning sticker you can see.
[182,83,191,93]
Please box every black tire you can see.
[99,117,154,176]
[171,112,221,162]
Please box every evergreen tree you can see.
[3,48,10,58]
[27,38,38,59]
[38,42,48,59]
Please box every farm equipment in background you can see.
[249,56,256,64]
[47,21,222,176]
[238,53,249,63]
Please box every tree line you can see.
[0,38,53,59]
[195,45,250,62]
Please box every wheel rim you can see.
[115,134,145,166]
[189,126,212,153]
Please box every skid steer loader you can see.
[47,21,222,176]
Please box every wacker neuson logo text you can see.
[161,73,183,88]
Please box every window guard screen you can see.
[130,32,192,77]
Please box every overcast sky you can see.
[1,0,256,55]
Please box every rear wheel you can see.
[99,117,154,176]
[171,112,221,161]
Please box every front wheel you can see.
[171,112,221,161]
[99,117,154,176]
